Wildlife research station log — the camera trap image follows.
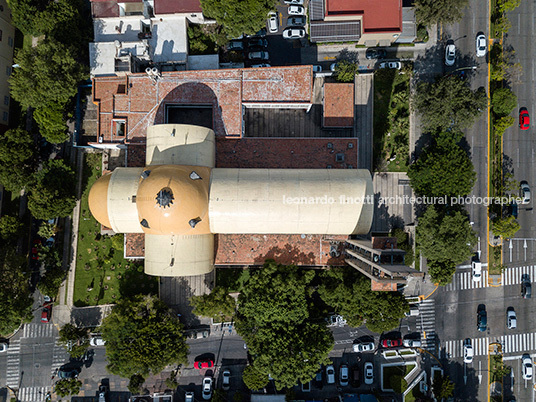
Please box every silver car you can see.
[521,181,531,204]
[364,362,374,385]
[507,309,517,329]
[445,42,456,66]
[248,51,269,60]
[202,377,213,400]
[353,341,375,353]
[326,365,335,384]
[282,28,305,39]
[288,5,305,15]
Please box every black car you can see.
[351,365,360,387]
[314,369,323,388]
[58,367,80,379]
[365,48,387,60]
[248,38,268,48]
[477,308,487,332]
[522,274,532,299]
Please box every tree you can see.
[0,246,33,337]
[492,87,517,117]
[317,268,409,333]
[235,261,333,390]
[498,0,521,12]
[54,378,82,398]
[34,103,69,144]
[0,128,37,193]
[0,216,24,240]
[38,222,57,239]
[413,75,487,133]
[58,323,89,358]
[492,216,520,238]
[38,264,66,298]
[10,39,87,110]
[417,205,477,267]
[200,0,278,39]
[408,133,476,198]
[100,294,188,383]
[432,374,454,400]
[334,60,359,83]
[494,116,515,136]
[428,260,457,285]
[190,287,236,321]
[242,366,269,391]
[27,159,77,220]
[414,0,469,26]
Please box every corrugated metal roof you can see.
[310,20,361,43]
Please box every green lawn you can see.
[73,153,157,307]
[382,364,415,390]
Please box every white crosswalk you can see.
[51,339,68,376]
[501,265,536,286]
[18,386,50,402]
[416,300,436,351]
[444,270,489,291]
[444,332,536,359]
[22,323,55,339]
[5,339,20,388]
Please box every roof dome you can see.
[136,165,211,235]
[88,172,112,229]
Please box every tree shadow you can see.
[253,244,316,266]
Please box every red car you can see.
[382,338,402,348]
[520,108,530,130]
[41,296,52,323]
[194,360,214,369]
[31,239,41,260]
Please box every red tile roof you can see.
[154,0,202,14]
[326,0,402,33]
[323,83,354,128]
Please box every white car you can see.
[379,61,402,70]
[402,339,421,348]
[282,28,305,39]
[326,365,335,384]
[251,64,271,68]
[463,339,474,364]
[288,5,305,15]
[476,33,487,57]
[90,336,106,347]
[353,342,375,353]
[521,182,531,204]
[248,51,269,60]
[222,369,231,391]
[268,12,278,33]
[202,377,213,400]
[523,354,533,380]
[339,364,349,386]
[364,362,374,385]
[0,342,7,352]
[507,309,517,329]
[445,42,456,66]
[330,63,337,72]
[472,260,482,282]
[185,392,194,402]
[284,0,304,4]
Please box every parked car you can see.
[185,392,194,402]
[248,38,268,48]
[282,28,305,39]
[58,367,80,379]
[45,236,55,248]
[226,40,244,51]
[248,51,269,60]
[202,377,213,400]
[476,33,487,57]
[463,338,474,364]
[523,354,534,380]
[507,308,517,329]
[378,61,402,70]
[194,359,214,369]
[364,362,374,385]
[314,369,323,388]
[477,308,487,332]
[365,48,386,60]
[287,16,306,26]
[326,365,335,384]
[402,339,422,348]
[89,336,106,346]
[330,63,338,72]
[0,342,8,352]
[268,12,278,33]
[98,385,108,402]
[519,108,530,130]
[251,64,271,68]
[312,65,322,72]
[445,41,456,66]
[353,341,375,353]
[520,181,531,204]
[472,260,482,282]
[41,297,52,323]
[301,380,311,392]
[382,338,402,348]
[339,364,349,386]
[351,365,360,387]
[522,274,532,299]
[188,330,209,339]
[222,369,231,390]
[288,5,305,15]
[284,0,304,4]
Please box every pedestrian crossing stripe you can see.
[416,300,436,352]
[6,339,20,388]
[444,332,536,358]
[444,265,536,291]
[444,337,490,358]
[501,265,536,286]
[18,386,50,402]
[22,323,55,339]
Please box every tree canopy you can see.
[408,133,476,197]
[58,323,89,358]
[0,128,37,193]
[235,261,333,390]
[492,215,520,238]
[0,215,24,241]
[10,39,87,110]
[417,206,477,282]
[27,159,77,220]
[190,286,236,322]
[491,87,517,117]
[414,0,469,26]
[54,378,82,398]
[334,60,359,83]
[317,268,409,333]
[200,0,278,39]
[413,75,487,133]
[34,103,69,144]
[100,295,188,382]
